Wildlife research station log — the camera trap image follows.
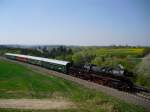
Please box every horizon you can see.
[1,43,150,47]
[0,0,150,46]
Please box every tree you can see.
[72,53,84,66]
[143,48,150,56]
[20,49,28,55]
[91,57,103,66]
[50,48,56,58]
[135,54,150,87]
[67,48,73,54]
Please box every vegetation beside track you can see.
[135,54,150,88]
[0,59,149,112]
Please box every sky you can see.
[0,0,150,46]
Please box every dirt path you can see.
[0,99,74,110]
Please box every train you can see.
[5,53,135,91]
[5,53,70,74]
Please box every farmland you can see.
[0,59,149,112]
[76,47,144,57]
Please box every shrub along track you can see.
[0,57,150,110]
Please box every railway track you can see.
[0,57,150,110]
[136,93,150,102]
[70,71,150,103]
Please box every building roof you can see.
[5,53,70,65]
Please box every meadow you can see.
[0,59,148,112]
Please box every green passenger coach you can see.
[5,53,70,74]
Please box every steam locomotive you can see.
[81,64,134,90]
[68,63,134,91]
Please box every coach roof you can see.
[5,53,70,65]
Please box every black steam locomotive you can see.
[83,64,133,78]
[81,64,134,91]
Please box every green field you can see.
[79,47,144,57]
[0,59,148,112]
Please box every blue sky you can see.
[0,0,150,46]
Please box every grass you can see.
[0,59,149,112]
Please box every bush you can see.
[91,57,104,66]
[135,54,150,88]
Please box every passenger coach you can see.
[5,53,70,74]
